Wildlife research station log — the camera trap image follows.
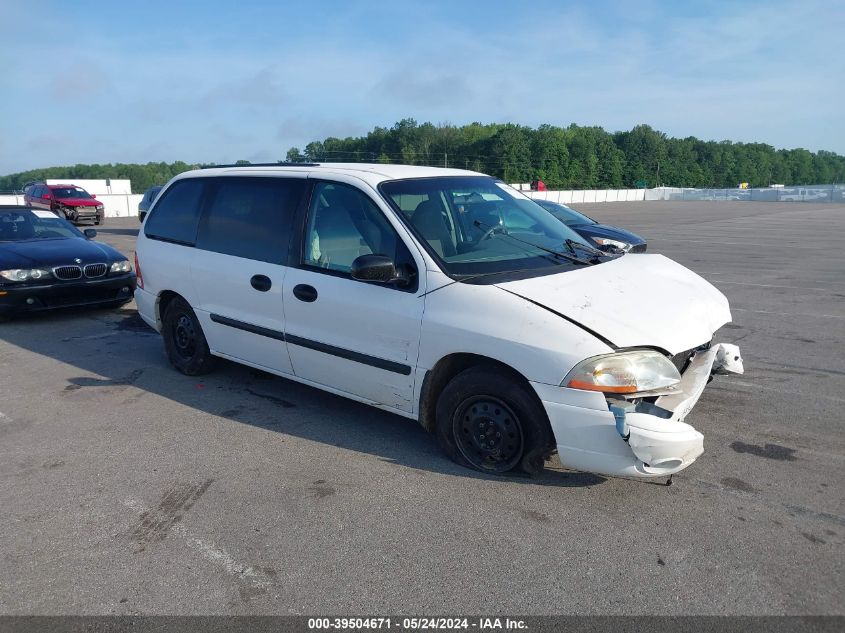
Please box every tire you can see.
[161,297,216,376]
[435,366,554,476]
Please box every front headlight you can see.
[96,204,104,211]
[562,350,681,394]
[0,268,52,282]
[592,237,630,251]
[110,260,132,273]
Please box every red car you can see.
[24,183,105,225]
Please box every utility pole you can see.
[656,160,660,187]
[444,152,448,168]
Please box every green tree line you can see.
[0,161,199,195]
[286,120,845,188]
[3,121,843,192]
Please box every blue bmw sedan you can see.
[534,199,647,253]
[0,206,136,317]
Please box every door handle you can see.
[250,274,272,292]
[293,284,318,302]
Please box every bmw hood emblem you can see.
[74,258,82,264]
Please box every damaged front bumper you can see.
[532,343,743,479]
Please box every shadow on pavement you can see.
[2,307,607,489]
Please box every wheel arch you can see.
[417,352,544,434]
[156,290,184,327]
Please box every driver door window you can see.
[303,183,394,272]
[304,182,400,273]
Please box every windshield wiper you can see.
[564,238,607,262]
[472,219,594,266]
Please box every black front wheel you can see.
[162,297,216,375]
[435,366,554,476]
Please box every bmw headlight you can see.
[0,268,52,282]
[110,260,132,273]
[562,350,681,394]
[592,237,630,251]
[96,204,104,211]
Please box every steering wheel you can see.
[479,224,506,241]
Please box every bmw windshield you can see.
[380,176,613,277]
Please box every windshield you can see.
[0,209,84,241]
[535,200,597,226]
[381,176,602,276]
[52,187,93,200]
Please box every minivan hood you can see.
[496,254,731,355]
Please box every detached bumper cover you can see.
[532,343,743,479]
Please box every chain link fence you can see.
[647,184,845,202]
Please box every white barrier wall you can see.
[0,193,143,218]
[524,189,646,203]
[97,194,144,217]
[0,194,23,205]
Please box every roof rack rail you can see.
[199,162,319,169]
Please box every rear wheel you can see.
[162,297,216,375]
[435,366,553,476]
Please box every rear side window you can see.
[144,179,205,245]
[196,177,305,264]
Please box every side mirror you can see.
[84,228,97,239]
[42,194,51,200]
[138,210,147,222]
[91,194,96,198]
[350,254,399,284]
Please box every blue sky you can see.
[1,0,842,174]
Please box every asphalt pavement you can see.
[0,202,842,615]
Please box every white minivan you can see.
[135,163,742,479]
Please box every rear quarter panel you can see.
[134,231,198,324]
